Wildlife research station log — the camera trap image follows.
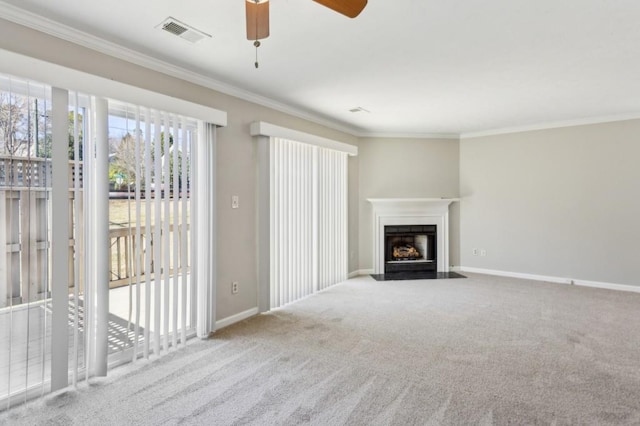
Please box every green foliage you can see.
[68,111,83,160]
[109,131,190,192]
[37,110,83,160]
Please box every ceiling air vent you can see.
[349,107,370,113]
[157,17,211,43]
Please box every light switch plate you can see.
[232,195,239,209]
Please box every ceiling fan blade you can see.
[312,0,367,18]
[246,0,270,40]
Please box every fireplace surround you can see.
[368,198,459,274]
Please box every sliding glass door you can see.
[0,70,214,409]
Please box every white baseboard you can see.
[573,279,640,293]
[348,269,374,278]
[460,267,572,285]
[459,266,640,293]
[215,307,259,330]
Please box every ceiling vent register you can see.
[349,107,370,113]
[157,17,211,43]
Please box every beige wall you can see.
[348,153,360,273]
[460,119,640,286]
[0,19,358,320]
[357,137,461,271]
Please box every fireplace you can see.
[385,225,437,273]
[368,198,459,274]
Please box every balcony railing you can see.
[0,155,82,189]
[109,223,190,289]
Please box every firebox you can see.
[384,225,436,273]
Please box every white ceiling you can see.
[2,0,640,136]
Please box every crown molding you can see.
[0,1,363,136]
[356,132,460,140]
[460,112,640,139]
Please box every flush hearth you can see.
[384,225,436,273]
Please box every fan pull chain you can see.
[254,0,260,68]
[254,40,260,68]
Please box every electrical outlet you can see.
[232,281,239,294]
[472,248,478,256]
[232,195,239,209]
[480,249,487,256]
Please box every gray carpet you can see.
[3,273,640,425]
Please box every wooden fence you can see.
[0,188,51,307]
[0,156,189,308]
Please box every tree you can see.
[68,111,83,160]
[157,132,190,191]
[111,133,141,190]
[109,131,190,192]
[0,93,28,156]
[39,110,83,160]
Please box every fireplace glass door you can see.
[384,225,436,273]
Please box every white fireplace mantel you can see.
[368,198,459,274]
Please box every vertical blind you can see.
[70,91,90,387]
[106,102,196,364]
[317,148,348,291]
[270,137,348,309]
[0,76,54,408]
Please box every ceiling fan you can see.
[246,0,368,68]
